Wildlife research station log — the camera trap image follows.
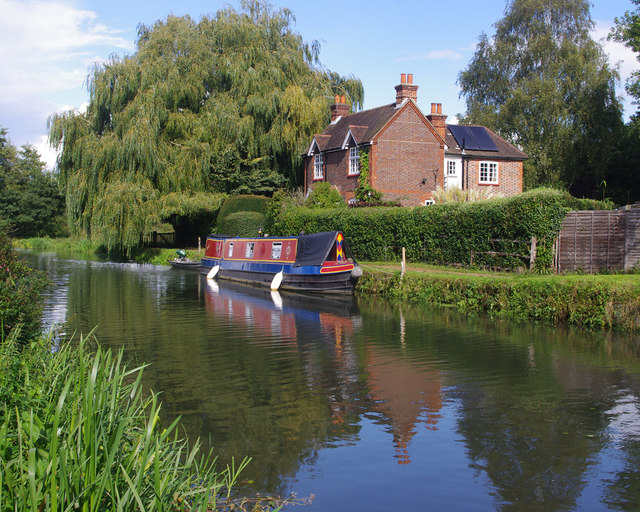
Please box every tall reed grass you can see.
[0,333,248,511]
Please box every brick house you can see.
[304,74,527,205]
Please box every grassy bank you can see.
[13,237,203,266]
[357,264,640,331]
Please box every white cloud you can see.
[395,48,463,62]
[592,20,638,117]
[0,0,133,147]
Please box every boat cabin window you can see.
[245,242,254,258]
[271,242,282,259]
[228,242,234,257]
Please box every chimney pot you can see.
[341,95,346,104]
[401,73,406,84]
[334,95,340,104]
[407,74,413,84]
[431,103,437,114]
[437,103,442,114]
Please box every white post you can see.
[401,247,406,279]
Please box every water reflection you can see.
[23,251,640,511]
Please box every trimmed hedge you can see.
[217,211,265,237]
[266,188,613,270]
[216,195,270,223]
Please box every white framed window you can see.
[314,153,323,180]
[447,160,457,176]
[479,161,498,184]
[228,242,234,257]
[424,199,435,206]
[245,242,254,258]
[348,147,360,175]
[271,242,282,259]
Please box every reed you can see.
[0,333,248,511]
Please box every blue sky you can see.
[0,0,636,169]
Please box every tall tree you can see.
[49,0,362,255]
[458,0,624,197]
[0,127,65,237]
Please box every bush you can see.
[0,231,48,344]
[216,195,270,224]
[217,211,266,237]
[267,188,613,270]
[305,182,347,209]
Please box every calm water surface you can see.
[26,251,640,511]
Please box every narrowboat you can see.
[200,231,362,294]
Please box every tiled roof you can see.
[308,102,527,161]
[445,125,527,160]
[309,102,400,152]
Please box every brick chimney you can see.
[426,103,447,141]
[395,73,418,105]
[331,95,350,122]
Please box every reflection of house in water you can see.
[365,347,443,464]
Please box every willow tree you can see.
[458,0,623,197]
[49,0,363,255]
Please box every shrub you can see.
[0,231,48,344]
[217,211,266,237]
[216,195,270,224]
[305,182,347,209]
[267,188,612,270]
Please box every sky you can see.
[0,0,637,170]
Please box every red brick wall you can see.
[465,159,523,196]
[304,151,359,198]
[371,105,444,205]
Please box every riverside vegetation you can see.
[16,188,640,331]
[1,231,303,510]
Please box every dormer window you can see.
[314,153,323,180]
[348,147,360,175]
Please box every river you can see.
[25,251,640,511]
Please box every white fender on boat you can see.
[207,265,219,279]
[271,269,284,291]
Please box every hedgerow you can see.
[265,188,613,270]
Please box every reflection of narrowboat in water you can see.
[202,279,361,346]
[200,231,362,294]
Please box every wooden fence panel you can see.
[556,211,629,272]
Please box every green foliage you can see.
[49,1,362,255]
[268,188,612,270]
[305,182,347,209]
[354,148,382,203]
[0,232,48,345]
[458,0,624,199]
[0,334,248,511]
[217,211,266,237]
[357,271,640,331]
[217,195,270,222]
[0,128,66,238]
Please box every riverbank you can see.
[16,236,640,331]
[13,236,202,265]
[357,263,640,331]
